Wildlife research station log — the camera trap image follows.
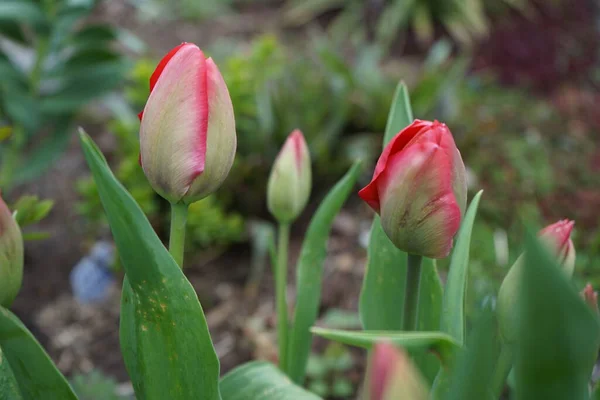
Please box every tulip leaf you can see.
[413,257,443,384]
[514,231,600,400]
[383,82,414,145]
[0,307,78,400]
[0,345,22,400]
[79,131,220,400]
[311,327,459,366]
[440,190,483,345]
[287,161,362,384]
[444,306,498,400]
[359,81,413,331]
[220,361,321,400]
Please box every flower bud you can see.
[538,219,576,276]
[0,193,23,307]
[267,130,311,223]
[359,120,467,258]
[580,284,599,315]
[497,220,576,343]
[370,342,429,400]
[139,43,236,204]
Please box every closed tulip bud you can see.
[581,284,599,315]
[538,219,576,276]
[139,43,236,204]
[497,220,576,343]
[0,194,23,307]
[359,120,467,258]
[370,342,429,400]
[267,130,311,223]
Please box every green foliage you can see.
[220,361,321,400]
[71,370,124,400]
[305,343,355,398]
[80,131,221,399]
[312,328,460,366]
[514,231,600,399]
[287,161,362,384]
[11,196,53,227]
[0,0,127,188]
[441,190,483,345]
[283,0,527,48]
[0,306,77,399]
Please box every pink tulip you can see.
[539,219,576,275]
[267,130,311,223]
[139,43,236,204]
[0,193,23,307]
[370,342,428,400]
[359,120,467,258]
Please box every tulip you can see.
[359,120,467,258]
[267,130,311,223]
[497,220,576,343]
[581,284,599,315]
[139,42,236,204]
[538,219,576,276]
[0,193,23,307]
[370,342,429,400]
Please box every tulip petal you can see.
[360,120,434,212]
[139,43,208,203]
[378,142,462,258]
[184,57,236,203]
[149,42,188,92]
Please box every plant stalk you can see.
[402,254,423,331]
[491,345,513,399]
[169,202,188,268]
[275,223,290,372]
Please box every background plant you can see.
[0,0,127,190]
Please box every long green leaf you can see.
[79,132,220,400]
[414,257,443,384]
[359,82,413,331]
[440,190,483,345]
[514,231,600,400]
[220,361,321,400]
[287,161,362,384]
[445,306,497,400]
[0,307,78,400]
[311,327,459,366]
[0,345,24,400]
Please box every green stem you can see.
[402,254,423,331]
[169,202,188,268]
[275,223,290,372]
[491,345,513,399]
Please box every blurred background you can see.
[0,0,599,398]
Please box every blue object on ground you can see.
[70,242,115,304]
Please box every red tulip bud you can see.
[539,219,576,276]
[139,43,236,204]
[0,193,23,307]
[267,130,311,223]
[359,120,467,258]
[498,219,577,343]
[370,342,429,400]
[581,284,599,315]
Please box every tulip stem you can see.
[403,254,422,331]
[491,345,513,399]
[169,202,188,268]
[275,223,290,372]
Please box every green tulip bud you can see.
[0,193,23,307]
[267,130,311,223]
